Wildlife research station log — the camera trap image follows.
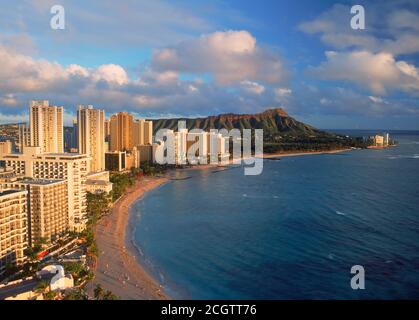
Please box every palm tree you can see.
[94,284,104,300]
[102,290,118,300]
[64,288,89,300]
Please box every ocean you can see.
[131,130,419,299]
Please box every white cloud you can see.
[0,41,282,118]
[152,30,287,85]
[309,51,419,95]
[241,80,265,95]
[92,64,129,85]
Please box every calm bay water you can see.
[131,130,419,299]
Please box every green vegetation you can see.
[263,135,368,154]
[63,262,94,286]
[86,192,111,226]
[140,161,169,176]
[109,171,138,201]
[94,284,118,300]
[64,288,89,300]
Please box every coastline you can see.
[90,176,169,300]
[91,147,353,299]
[261,148,352,159]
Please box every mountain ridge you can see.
[151,107,326,137]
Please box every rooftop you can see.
[0,189,25,197]
[19,179,65,185]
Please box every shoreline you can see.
[90,176,169,300]
[92,147,353,299]
[261,148,353,159]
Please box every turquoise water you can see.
[131,131,419,299]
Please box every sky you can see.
[0,0,419,129]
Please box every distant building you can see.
[29,100,64,154]
[0,189,28,275]
[64,126,77,152]
[17,124,30,153]
[369,133,391,148]
[77,105,105,172]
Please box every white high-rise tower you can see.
[29,100,64,153]
[77,105,105,172]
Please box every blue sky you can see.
[0,0,419,129]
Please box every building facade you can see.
[0,189,28,275]
[2,180,68,245]
[109,112,134,152]
[29,100,64,154]
[77,105,105,172]
[144,120,153,145]
[0,140,12,156]
[0,147,89,232]
[105,151,126,172]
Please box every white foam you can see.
[335,211,346,216]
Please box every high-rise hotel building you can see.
[109,112,134,152]
[126,118,154,148]
[2,180,68,245]
[132,119,145,146]
[144,120,153,145]
[0,189,28,275]
[77,105,105,172]
[0,147,89,232]
[29,100,64,154]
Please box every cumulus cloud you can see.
[308,51,419,95]
[152,30,287,85]
[0,39,283,120]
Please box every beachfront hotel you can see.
[1,179,68,246]
[108,112,154,153]
[77,105,106,173]
[0,147,90,232]
[0,189,28,275]
[109,112,134,152]
[29,100,64,154]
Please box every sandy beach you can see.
[89,176,169,300]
